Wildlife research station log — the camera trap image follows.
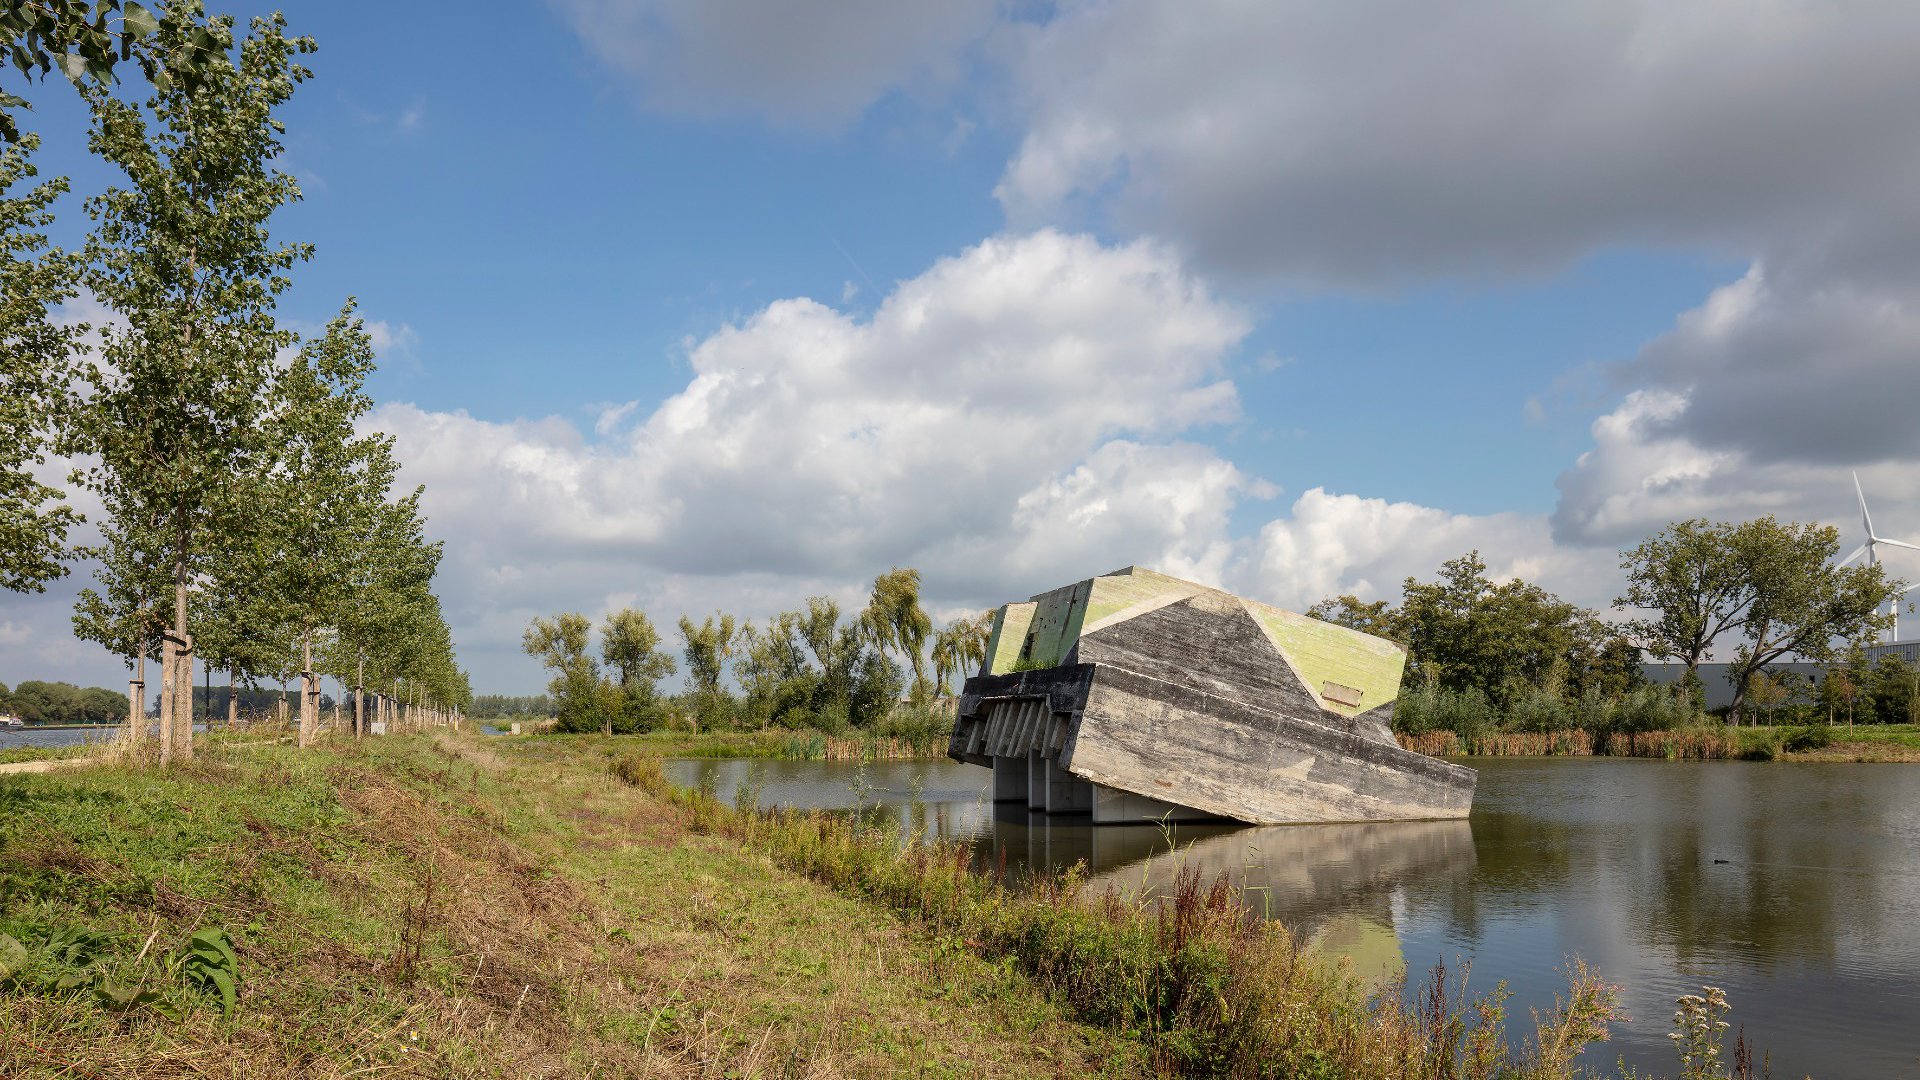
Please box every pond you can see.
[663,755,1920,1079]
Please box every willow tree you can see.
[678,613,739,730]
[601,608,675,735]
[930,611,992,696]
[0,133,80,593]
[862,568,933,702]
[524,612,600,733]
[72,12,314,761]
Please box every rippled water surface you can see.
[664,756,1920,1079]
[0,726,123,750]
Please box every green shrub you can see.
[1781,726,1834,753]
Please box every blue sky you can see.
[7,1,1919,693]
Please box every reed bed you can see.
[1398,727,1762,760]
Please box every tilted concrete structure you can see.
[949,567,1475,824]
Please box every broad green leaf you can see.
[94,981,157,1009]
[207,967,237,1015]
[121,3,158,37]
[0,932,29,978]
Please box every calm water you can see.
[663,756,1920,1079]
[0,724,210,751]
[0,726,123,750]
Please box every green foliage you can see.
[1780,726,1833,753]
[0,132,81,592]
[1616,520,1752,694]
[1394,679,1699,749]
[0,679,127,724]
[930,612,991,695]
[629,751,1626,1079]
[175,927,238,1015]
[0,0,227,142]
[523,612,603,733]
[862,567,933,701]
[469,693,552,718]
[1715,517,1904,722]
[1395,552,1642,710]
[677,611,740,726]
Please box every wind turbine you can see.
[1839,472,1920,643]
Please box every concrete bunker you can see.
[950,567,1476,824]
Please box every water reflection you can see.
[662,756,1920,1079]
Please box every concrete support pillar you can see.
[1043,757,1093,813]
[1091,783,1216,824]
[992,756,1027,802]
[1027,751,1047,808]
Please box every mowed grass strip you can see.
[0,731,1148,1078]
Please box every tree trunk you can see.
[127,648,146,742]
[170,644,193,760]
[158,636,176,765]
[297,636,318,747]
[1728,671,1750,727]
[227,673,238,728]
[170,546,194,762]
[354,656,364,739]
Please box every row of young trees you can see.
[1311,517,1909,732]
[523,569,993,736]
[1,4,468,758]
[1744,648,1920,728]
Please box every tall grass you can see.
[611,752,1625,1079]
[1398,725,1844,761]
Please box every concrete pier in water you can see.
[950,567,1476,824]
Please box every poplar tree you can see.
[72,11,314,761]
[327,488,441,737]
[3,1,221,142]
[0,133,80,593]
[70,507,168,735]
[257,303,390,746]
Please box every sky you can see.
[5,0,1920,695]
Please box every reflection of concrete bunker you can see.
[950,567,1476,824]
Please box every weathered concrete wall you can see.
[952,567,1475,825]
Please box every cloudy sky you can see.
[7,0,1920,693]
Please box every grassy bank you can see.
[0,731,1150,1077]
[1399,723,1920,762]
[12,731,1779,1077]
[597,747,1628,1080]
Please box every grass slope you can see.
[0,732,1144,1078]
